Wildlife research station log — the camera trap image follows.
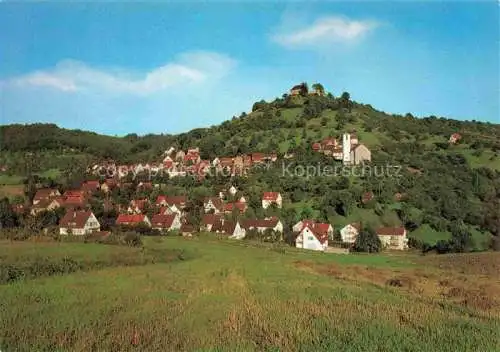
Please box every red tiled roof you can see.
[63,195,86,206]
[251,153,264,162]
[166,196,186,206]
[131,199,149,210]
[224,202,247,213]
[219,157,233,167]
[302,224,328,244]
[376,227,406,236]
[33,188,59,201]
[312,142,321,151]
[59,211,94,229]
[202,214,223,225]
[204,197,224,210]
[262,192,280,201]
[151,214,176,228]
[243,218,280,229]
[116,214,147,225]
[156,195,167,205]
[81,181,99,191]
[64,190,86,198]
[313,223,331,236]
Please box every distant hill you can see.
[1,91,499,170]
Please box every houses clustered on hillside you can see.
[19,181,409,252]
[312,132,371,165]
[90,147,279,180]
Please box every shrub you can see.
[123,232,142,247]
[353,228,381,253]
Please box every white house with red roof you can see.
[59,210,100,235]
[204,197,224,214]
[33,188,61,205]
[151,213,181,233]
[293,220,333,237]
[201,214,224,232]
[376,227,408,250]
[128,199,149,214]
[340,223,361,244]
[262,192,282,209]
[116,214,151,227]
[295,223,329,251]
[224,201,247,214]
[242,217,283,233]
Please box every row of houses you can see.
[312,132,371,165]
[90,146,280,181]
[56,209,408,251]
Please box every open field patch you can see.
[0,237,498,351]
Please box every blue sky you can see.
[1,1,499,135]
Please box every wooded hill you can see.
[1,87,499,248]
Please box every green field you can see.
[1,236,499,351]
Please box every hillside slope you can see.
[1,90,499,247]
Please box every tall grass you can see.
[0,237,498,351]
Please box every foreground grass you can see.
[0,237,499,351]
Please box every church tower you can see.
[342,133,351,164]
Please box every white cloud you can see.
[3,51,237,94]
[272,16,379,48]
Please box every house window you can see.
[308,236,314,241]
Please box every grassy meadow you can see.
[0,236,499,351]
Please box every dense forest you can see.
[1,87,499,250]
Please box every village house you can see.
[157,196,186,210]
[115,214,151,227]
[62,190,88,209]
[59,210,100,235]
[128,199,150,214]
[290,83,307,96]
[295,223,329,251]
[350,144,371,165]
[340,223,361,244]
[228,185,238,196]
[151,213,181,233]
[100,179,118,193]
[243,217,283,234]
[33,188,61,205]
[251,153,265,165]
[81,180,100,194]
[293,220,334,239]
[156,195,168,207]
[30,197,63,215]
[224,201,247,214]
[200,214,224,232]
[222,221,246,239]
[262,192,282,209]
[204,197,225,214]
[449,133,462,144]
[376,227,409,250]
